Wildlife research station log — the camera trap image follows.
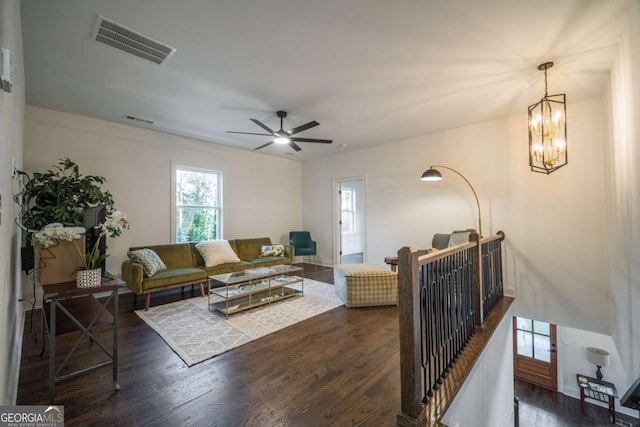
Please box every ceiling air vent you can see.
[92,15,176,66]
[124,115,154,125]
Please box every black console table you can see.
[40,278,124,404]
[577,374,618,423]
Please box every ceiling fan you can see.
[227,110,332,151]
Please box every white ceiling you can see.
[20,0,631,161]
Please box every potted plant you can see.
[33,211,129,287]
[22,158,128,285]
[21,158,115,231]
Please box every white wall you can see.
[604,0,640,381]
[0,0,25,405]
[303,98,610,334]
[23,106,303,299]
[440,306,514,427]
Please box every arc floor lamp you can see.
[420,165,482,238]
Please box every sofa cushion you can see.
[201,261,253,276]
[127,249,167,277]
[195,240,241,267]
[246,257,288,268]
[130,243,195,269]
[259,244,285,257]
[142,267,207,290]
[235,237,272,260]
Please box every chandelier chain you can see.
[544,68,548,97]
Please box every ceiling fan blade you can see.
[250,119,276,135]
[254,141,274,150]
[290,137,333,144]
[227,131,272,136]
[288,121,319,136]
[289,141,302,152]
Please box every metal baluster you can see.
[435,260,444,386]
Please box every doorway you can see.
[513,316,558,390]
[335,178,366,265]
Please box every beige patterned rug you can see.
[135,279,343,366]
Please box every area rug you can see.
[135,279,343,366]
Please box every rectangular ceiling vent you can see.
[124,114,154,125]
[92,15,176,66]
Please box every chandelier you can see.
[528,62,567,174]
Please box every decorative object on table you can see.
[420,165,482,239]
[528,61,567,174]
[76,267,103,288]
[33,210,129,287]
[135,278,342,366]
[586,347,611,380]
[32,226,86,284]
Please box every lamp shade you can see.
[586,347,610,367]
[421,168,443,181]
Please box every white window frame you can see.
[171,163,223,243]
[341,187,356,235]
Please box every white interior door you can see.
[336,178,365,264]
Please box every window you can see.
[175,166,221,243]
[515,317,551,362]
[341,188,356,234]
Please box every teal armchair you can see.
[289,231,317,266]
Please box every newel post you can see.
[471,231,483,328]
[397,246,423,423]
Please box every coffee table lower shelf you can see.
[209,286,302,316]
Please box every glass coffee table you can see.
[207,264,304,318]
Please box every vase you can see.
[76,268,102,288]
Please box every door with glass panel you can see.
[513,317,557,390]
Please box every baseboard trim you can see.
[8,308,25,405]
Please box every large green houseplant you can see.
[21,158,115,231]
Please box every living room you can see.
[2,0,640,426]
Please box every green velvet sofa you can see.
[122,237,294,310]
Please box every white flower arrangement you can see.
[33,226,82,248]
[33,211,130,269]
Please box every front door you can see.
[513,317,558,390]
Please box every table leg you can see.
[49,299,56,404]
[113,288,120,391]
[610,396,615,423]
[39,307,46,357]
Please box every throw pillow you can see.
[196,240,241,267]
[127,249,167,277]
[259,244,285,257]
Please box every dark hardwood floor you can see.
[17,263,638,426]
[18,264,400,426]
[515,379,637,427]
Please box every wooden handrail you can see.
[397,231,507,426]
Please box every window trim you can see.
[341,187,356,235]
[171,162,223,243]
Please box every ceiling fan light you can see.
[274,135,290,144]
